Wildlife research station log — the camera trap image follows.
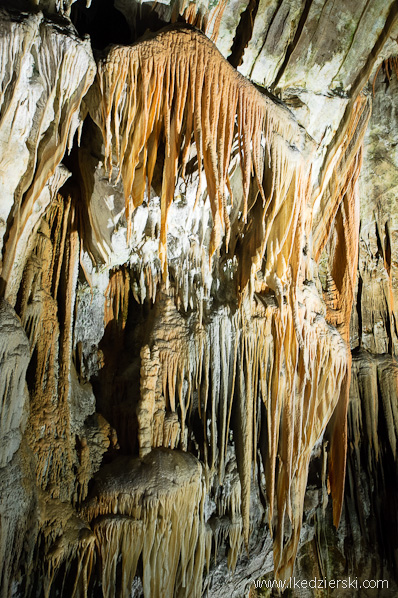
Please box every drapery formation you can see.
[86,26,304,279]
[78,26,357,584]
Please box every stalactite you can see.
[312,93,370,528]
[87,25,303,278]
[1,11,368,592]
[209,515,242,573]
[1,2,397,596]
[350,351,398,469]
[37,492,95,598]
[313,94,371,262]
[128,240,215,320]
[74,414,119,506]
[80,449,208,598]
[132,279,347,581]
[237,295,347,580]
[104,266,130,330]
[323,169,362,527]
[346,349,398,576]
[372,55,398,93]
[78,22,366,585]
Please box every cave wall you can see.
[0,1,398,597]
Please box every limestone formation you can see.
[0,1,398,597]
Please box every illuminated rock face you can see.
[0,2,398,597]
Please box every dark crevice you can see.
[384,220,392,276]
[272,0,314,90]
[70,0,175,49]
[227,0,260,69]
[70,0,131,49]
[375,219,384,262]
[385,294,393,356]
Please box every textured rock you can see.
[0,299,30,467]
[0,1,398,597]
[0,7,95,301]
[0,441,37,598]
[80,449,208,598]
[352,60,398,355]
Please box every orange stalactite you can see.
[104,267,130,330]
[311,94,370,530]
[372,55,398,94]
[88,25,302,279]
[313,94,371,263]
[321,143,364,527]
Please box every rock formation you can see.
[0,1,398,596]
